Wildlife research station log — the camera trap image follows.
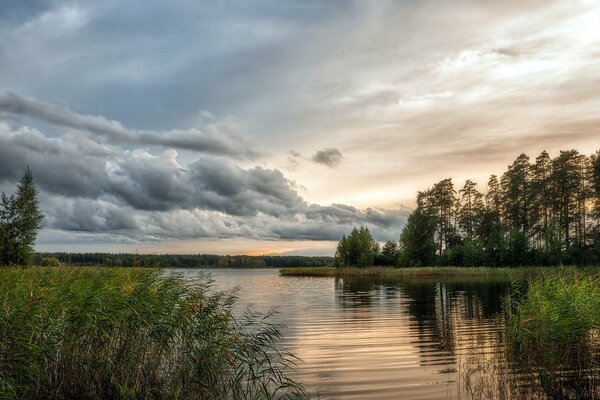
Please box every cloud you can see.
[0,93,261,159]
[312,147,342,167]
[0,119,407,244]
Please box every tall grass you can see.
[279,266,549,278]
[0,267,307,400]
[461,271,600,399]
[503,271,600,398]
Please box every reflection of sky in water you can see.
[171,269,511,399]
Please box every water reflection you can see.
[334,276,511,372]
[180,269,595,399]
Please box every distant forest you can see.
[35,252,333,269]
[397,149,600,267]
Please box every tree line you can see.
[336,149,600,267]
[35,252,334,269]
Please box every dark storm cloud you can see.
[0,119,407,242]
[47,198,138,232]
[312,148,342,167]
[0,93,261,159]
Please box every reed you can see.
[503,271,600,398]
[0,267,307,400]
[458,270,600,399]
[279,266,552,278]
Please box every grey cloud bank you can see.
[0,105,407,247]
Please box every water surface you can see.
[173,268,516,399]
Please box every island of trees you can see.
[336,149,600,267]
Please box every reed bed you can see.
[279,266,552,278]
[503,271,600,399]
[0,267,307,400]
[460,270,600,399]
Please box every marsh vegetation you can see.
[0,267,306,400]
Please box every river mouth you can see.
[171,268,598,399]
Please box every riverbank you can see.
[0,267,306,400]
[279,266,598,278]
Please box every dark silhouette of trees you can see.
[34,253,334,269]
[398,210,436,266]
[1,167,44,266]
[334,226,379,267]
[395,149,600,267]
[378,240,399,266]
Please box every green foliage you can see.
[334,226,378,268]
[0,167,44,266]
[541,217,565,265]
[34,252,333,269]
[396,149,600,267]
[0,267,307,400]
[39,257,61,267]
[279,266,545,278]
[461,237,485,267]
[376,240,399,266]
[398,210,436,267]
[505,272,600,397]
[505,229,530,266]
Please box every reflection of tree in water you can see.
[335,276,512,363]
[406,278,511,365]
[334,276,402,309]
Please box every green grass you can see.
[502,271,600,398]
[0,267,307,400]
[279,266,558,278]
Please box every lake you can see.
[172,268,519,399]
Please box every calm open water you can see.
[172,268,515,399]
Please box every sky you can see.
[1,0,600,255]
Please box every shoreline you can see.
[278,266,598,278]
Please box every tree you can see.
[550,150,587,249]
[334,226,378,267]
[485,175,502,224]
[0,167,44,266]
[462,237,485,267]
[458,179,484,238]
[418,179,457,255]
[592,151,600,222]
[378,240,399,266]
[398,210,437,267]
[501,153,531,234]
[0,193,17,265]
[530,151,553,245]
[505,228,530,266]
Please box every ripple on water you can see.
[172,268,515,400]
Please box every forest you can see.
[35,252,334,269]
[337,149,600,267]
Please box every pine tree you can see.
[530,151,552,248]
[458,180,484,238]
[0,193,17,265]
[0,167,44,266]
[501,153,531,234]
[485,174,502,224]
[551,150,586,250]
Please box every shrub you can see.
[39,257,61,267]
